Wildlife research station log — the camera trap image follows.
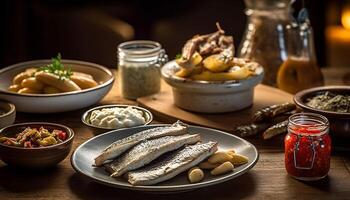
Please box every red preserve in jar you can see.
[284,113,331,181]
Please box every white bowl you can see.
[0,101,16,128]
[161,59,264,113]
[0,60,114,113]
[81,104,153,130]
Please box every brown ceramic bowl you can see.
[294,86,350,149]
[0,122,74,168]
[0,101,16,129]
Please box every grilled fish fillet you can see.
[105,134,201,177]
[127,141,218,185]
[94,121,188,166]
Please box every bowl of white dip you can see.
[82,104,153,130]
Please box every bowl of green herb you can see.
[0,54,114,113]
[294,86,350,149]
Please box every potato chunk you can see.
[208,152,233,164]
[188,167,204,183]
[211,161,234,175]
[190,67,251,81]
[176,52,203,69]
[230,153,249,165]
[202,54,232,72]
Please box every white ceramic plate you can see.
[0,59,114,113]
[71,124,259,192]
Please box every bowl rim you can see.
[0,122,74,150]
[0,59,115,97]
[81,104,154,130]
[161,59,264,86]
[0,101,15,118]
[294,85,350,118]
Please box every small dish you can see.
[161,59,264,113]
[82,104,153,130]
[0,122,74,168]
[294,86,350,149]
[0,101,16,128]
[0,59,114,113]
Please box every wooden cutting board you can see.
[137,83,293,132]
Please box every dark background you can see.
[0,0,329,68]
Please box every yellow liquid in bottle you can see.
[277,57,324,94]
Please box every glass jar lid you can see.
[288,113,329,137]
[118,40,163,63]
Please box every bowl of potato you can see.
[0,54,114,113]
[161,59,263,113]
[161,24,264,113]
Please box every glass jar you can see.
[118,40,168,100]
[238,0,295,86]
[285,113,331,181]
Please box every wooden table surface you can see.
[1,69,350,200]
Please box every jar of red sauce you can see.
[285,113,331,181]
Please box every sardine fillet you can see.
[127,141,218,185]
[105,134,201,177]
[94,121,188,166]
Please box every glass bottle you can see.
[238,0,294,86]
[118,40,168,100]
[285,113,331,181]
[277,9,324,94]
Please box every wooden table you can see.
[1,70,350,200]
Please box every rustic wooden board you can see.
[137,83,293,132]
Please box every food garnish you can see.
[306,91,350,113]
[38,54,73,80]
[175,53,182,60]
[0,127,68,148]
[174,23,260,81]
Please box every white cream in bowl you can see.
[89,106,146,129]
